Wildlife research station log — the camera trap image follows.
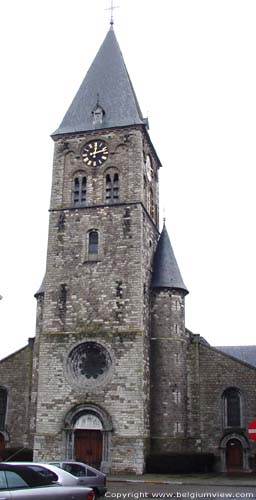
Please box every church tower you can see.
[33,26,161,473]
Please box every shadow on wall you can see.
[146,453,215,474]
[2,448,33,462]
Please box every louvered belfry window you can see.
[106,172,119,203]
[73,175,87,206]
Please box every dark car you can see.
[0,462,95,499]
[48,461,107,497]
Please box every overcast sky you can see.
[0,0,255,359]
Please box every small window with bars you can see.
[174,421,182,434]
[105,172,119,203]
[149,187,154,218]
[0,388,7,430]
[73,175,87,206]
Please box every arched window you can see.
[105,172,119,203]
[73,175,87,206]
[88,230,99,256]
[0,388,7,430]
[223,388,241,428]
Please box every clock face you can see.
[82,140,109,167]
[145,155,153,182]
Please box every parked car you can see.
[0,462,95,499]
[8,462,106,497]
[48,461,107,497]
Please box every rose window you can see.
[66,342,112,388]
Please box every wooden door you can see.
[226,439,243,469]
[0,434,5,461]
[74,429,102,468]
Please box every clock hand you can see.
[95,148,108,154]
[92,147,108,158]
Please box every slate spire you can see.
[151,223,189,295]
[52,28,146,137]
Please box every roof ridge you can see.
[202,344,256,370]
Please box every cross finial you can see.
[163,206,166,227]
[106,0,119,28]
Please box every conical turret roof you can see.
[151,224,189,295]
[34,275,45,298]
[52,28,146,137]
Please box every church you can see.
[0,24,256,475]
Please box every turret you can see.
[150,223,189,453]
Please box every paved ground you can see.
[108,473,256,486]
[106,476,256,500]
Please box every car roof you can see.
[0,463,27,470]
[6,462,78,480]
[50,461,103,475]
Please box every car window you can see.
[5,471,29,489]
[87,469,97,477]
[29,465,58,482]
[0,471,8,490]
[63,463,86,476]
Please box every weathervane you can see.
[106,0,119,27]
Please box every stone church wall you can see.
[0,342,34,451]
[188,341,256,468]
[34,330,147,472]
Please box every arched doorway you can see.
[226,438,243,470]
[64,404,113,472]
[74,414,103,469]
[220,433,250,472]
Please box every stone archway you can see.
[64,404,112,472]
[220,433,250,472]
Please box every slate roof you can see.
[52,27,146,137]
[151,224,189,295]
[215,346,256,368]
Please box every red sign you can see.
[247,420,256,440]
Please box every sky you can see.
[0,0,255,359]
